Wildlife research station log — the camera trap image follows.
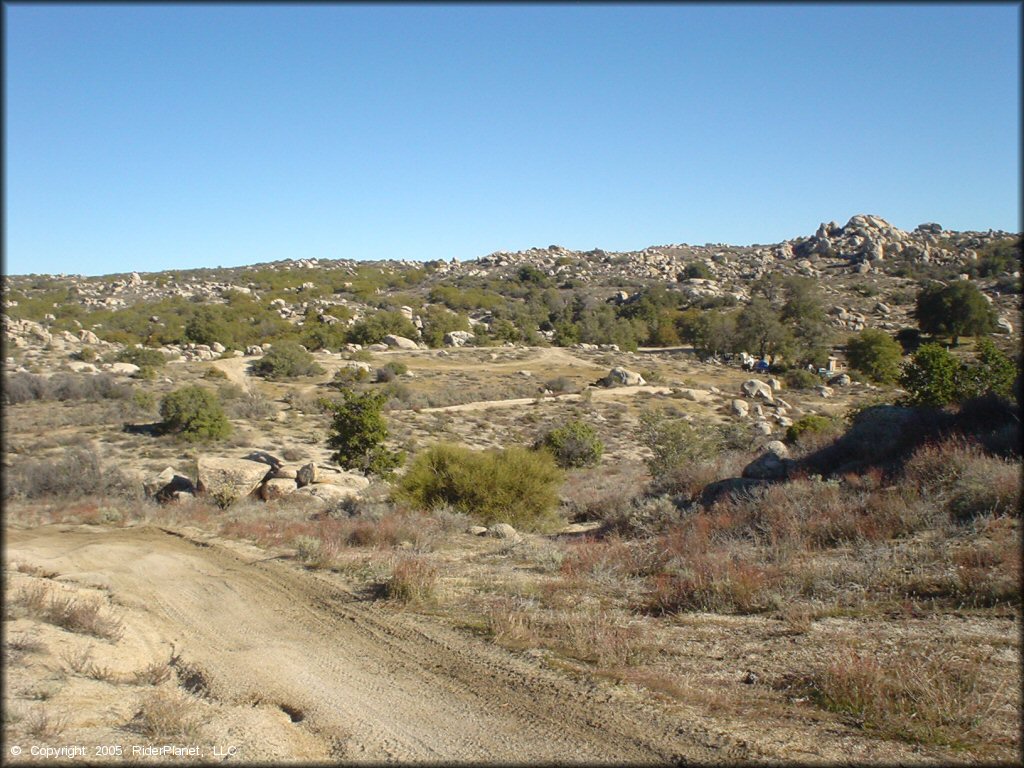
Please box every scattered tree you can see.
[914,282,996,346]
[899,343,962,407]
[735,297,790,360]
[846,329,903,384]
[323,389,404,477]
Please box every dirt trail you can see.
[7,524,752,764]
[417,385,677,413]
[207,356,254,392]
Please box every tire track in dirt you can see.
[7,524,758,764]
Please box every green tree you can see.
[252,341,324,379]
[781,277,829,364]
[735,297,790,360]
[846,329,903,384]
[914,282,996,346]
[538,419,604,468]
[420,305,471,348]
[184,306,231,347]
[899,343,961,406]
[955,339,1017,401]
[159,386,231,442]
[347,311,418,346]
[323,389,404,477]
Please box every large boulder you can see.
[799,405,944,477]
[382,334,418,350]
[600,367,646,387]
[292,483,361,506]
[261,477,298,501]
[244,451,284,472]
[443,331,475,347]
[742,443,793,481]
[196,456,272,503]
[311,468,370,492]
[144,467,196,502]
[730,399,750,418]
[109,362,140,376]
[741,379,774,401]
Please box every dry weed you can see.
[383,556,439,603]
[131,659,174,686]
[128,689,202,740]
[790,643,1010,752]
[16,585,125,641]
[23,704,69,740]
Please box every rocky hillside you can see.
[3,214,1019,371]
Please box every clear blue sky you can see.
[4,3,1020,277]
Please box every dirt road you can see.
[7,524,752,764]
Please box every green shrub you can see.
[899,343,962,407]
[637,411,719,476]
[346,311,418,346]
[784,368,820,390]
[955,339,1017,401]
[158,386,231,442]
[251,341,324,380]
[786,415,839,444]
[332,366,370,387]
[420,306,471,348]
[395,443,563,530]
[115,347,166,370]
[375,361,408,383]
[846,329,903,384]
[680,262,713,280]
[323,389,404,478]
[539,419,604,468]
[202,366,228,380]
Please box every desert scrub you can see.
[486,600,648,667]
[901,439,1021,524]
[383,556,439,603]
[4,447,138,500]
[783,367,821,390]
[22,705,69,740]
[395,443,563,530]
[790,644,1009,752]
[785,414,840,446]
[645,554,783,615]
[251,340,324,379]
[538,418,604,468]
[159,385,231,442]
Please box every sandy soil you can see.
[6,523,757,764]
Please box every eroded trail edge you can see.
[7,524,756,764]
